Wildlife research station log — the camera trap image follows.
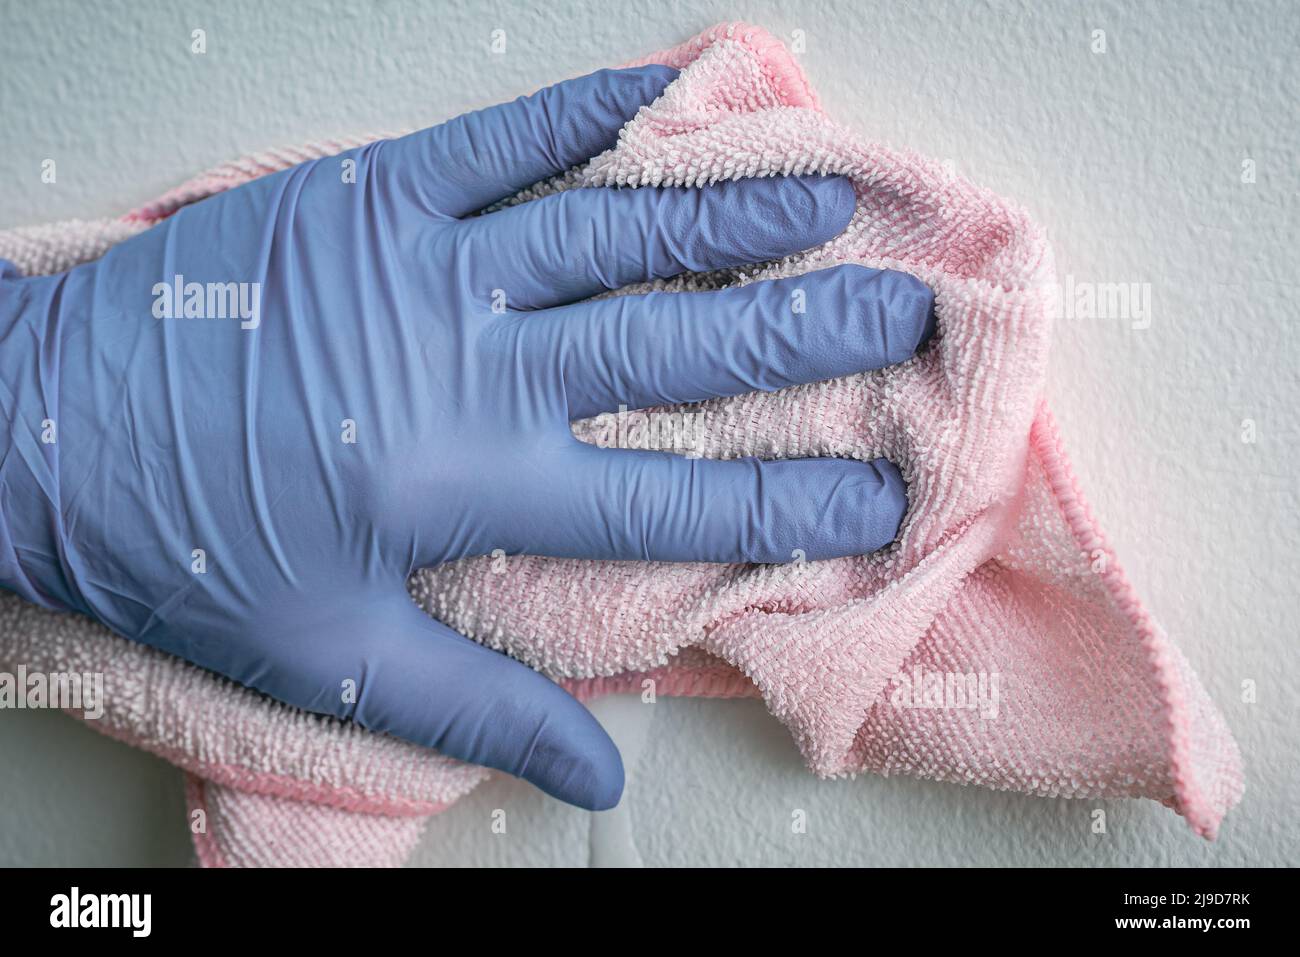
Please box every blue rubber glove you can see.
[0,66,935,809]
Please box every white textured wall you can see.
[1,0,1295,867]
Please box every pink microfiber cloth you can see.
[0,23,1243,867]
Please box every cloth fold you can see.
[0,22,1242,866]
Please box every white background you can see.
[1,0,1295,866]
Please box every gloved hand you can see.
[0,65,935,809]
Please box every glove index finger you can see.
[385,64,678,218]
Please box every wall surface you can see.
[0,0,1296,867]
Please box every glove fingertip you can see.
[797,173,858,247]
[520,701,626,811]
[592,64,678,117]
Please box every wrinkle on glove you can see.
[0,22,1242,867]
